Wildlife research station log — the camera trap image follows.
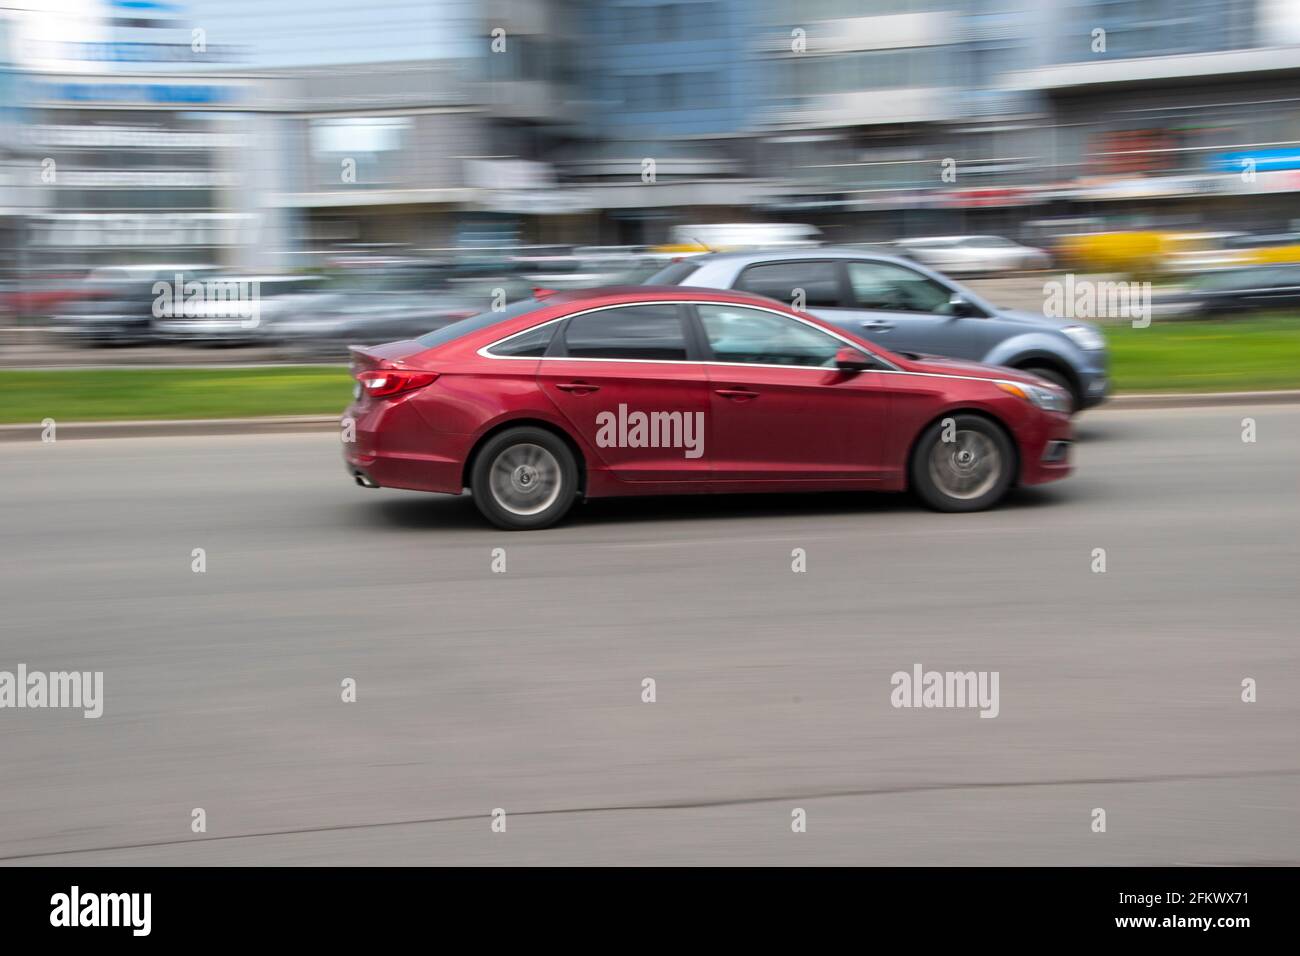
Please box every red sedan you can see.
[343,286,1073,529]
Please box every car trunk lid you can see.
[347,340,428,372]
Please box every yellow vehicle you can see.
[1240,240,1300,265]
[1056,231,1167,274]
[1058,230,1251,275]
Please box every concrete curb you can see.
[0,415,339,442]
[1101,389,1300,409]
[3,391,1300,442]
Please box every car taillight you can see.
[355,368,439,398]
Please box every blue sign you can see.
[26,80,240,105]
[1207,149,1300,174]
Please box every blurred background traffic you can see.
[3,0,1300,367]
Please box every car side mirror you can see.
[835,346,876,372]
[948,293,979,317]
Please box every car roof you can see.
[677,247,926,269]
[539,283,790,309]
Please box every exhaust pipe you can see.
[354,472,379,489]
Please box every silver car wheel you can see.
[489,442,563,516]
[928,430,1001,501]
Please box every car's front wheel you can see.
[910,414,1016,512]
[471,427,579,530]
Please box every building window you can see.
[309,116,411,187]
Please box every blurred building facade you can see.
[749,0,1300,241]
[555,0,767,245]
[1005,0,1300,235]
[0,0,262,273]
[6,0,1300,276]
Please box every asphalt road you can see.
[1,405,1297,865]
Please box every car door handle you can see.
[714,388,759,400]
[861,320,895,332]
[554,382,600,394]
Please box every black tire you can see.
[1021,365,1079,413]
[470,426,579,530]
[910,413,1016,513]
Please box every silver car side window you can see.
[847,261,953,315]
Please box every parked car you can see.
[268,275,534,355]
[893,235,1050,275]
[342,286,1073,530]
[1161,264,1300,315]
[0,271,97,320]
[153,275,328,343]
[1159,231,1249,274]
[645,249,1108,411]
[57,264,221,344]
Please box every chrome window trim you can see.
[473,299,1035,392]
[480,315,566,358]
[477,299,903,372]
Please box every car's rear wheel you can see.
[910,414,1015,512]
[471,427,578,530]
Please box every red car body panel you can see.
[704,364,891,486]
[538,357,711,484]
[342,286,1072,499]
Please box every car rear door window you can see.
[697,304,843,367]
[560,304,688,361]
[846,261,954,314]
[734,261,844,308]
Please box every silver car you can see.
[894,235,1051,276]
[646,248,1108,410]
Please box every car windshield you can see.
[414,297,543,348]
[644,260,702,285]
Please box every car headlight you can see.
[1062,324,1105,351]
[997,381,1071,413]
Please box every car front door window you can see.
[697,304,844,367]
[847,261,955,314]
[842,261,982,358]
